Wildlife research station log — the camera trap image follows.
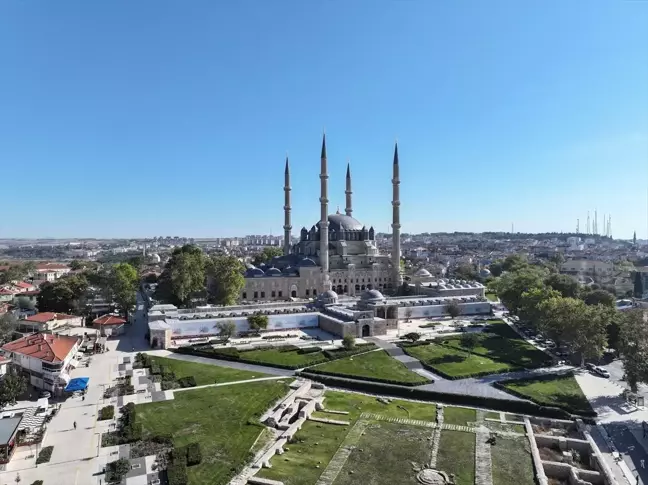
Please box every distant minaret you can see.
[587,211,590,235]
[634,231,637,245]
[608,215,612,238]
[283,156,292,256]
[345,162,353,217]
[576,219,580,234]
[594,209,598,235]
[319,134,329,275]
[391,142,403,286]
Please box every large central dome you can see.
[323,213,364,231]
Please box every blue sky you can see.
[1,1,647,239]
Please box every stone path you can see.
[475,411,494,485]
[441,423,476,433]
[315,419,369,485]
[360,412,436,428]
[429,406,444,468]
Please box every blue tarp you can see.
[65,377,89,392]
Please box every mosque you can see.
[241,135,402,302]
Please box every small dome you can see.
[258,263,268,270]
[361,289,385,301]
[282,266,299,275]
[321,289,338,299]
[415,268,432,277]
[245,267,265,278]
[265,267,282,277]
[317,289,338,305]
[480,268,491,277]
[299,258,317,267]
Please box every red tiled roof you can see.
[14,282,33,289]
[93,314,127,325]
[24,312,78,323]
[2,333,79,362]
[0,289,14,295]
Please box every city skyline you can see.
[1,1,647,239]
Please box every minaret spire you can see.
[283,156,292,256]
[319,133,330,278]
[391,142,403,287]
[345,161,353,217]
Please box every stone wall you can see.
[397,301,491,319]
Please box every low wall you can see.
[397,301,490,319]
[535,435,591,455]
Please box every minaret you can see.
[283,156,292,256]
[345,162,353,217]
[391,142,403,286]
[319,134,329,275]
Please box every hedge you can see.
[36,446,53,464]
[186,442,202,466]
[106,457,131,483]
[493,372,597,417]
[297,371,578,420]
[30,481,44,485]
[177,376,197,388]
[304,368,430,387]
[167,462,188,485]
[297,346,322,354]
[322,343,377,360]
[398,341,432,348]
[277,345,300,353]
[98,405,115,420]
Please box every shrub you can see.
[106,457,131,483]
[98,405,115,420]
[177,376,197,388]
[36,445,53,464]
[403,332,421,342]
[31,481,44,485]
[150,363,162,375]
[342,334,356,350]
[186,442,202,466]
[399,340,431,348]
[161,380,180,391]
[167,462,188,485]
[297,346,322,354]
[322,343,377,360]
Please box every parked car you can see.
[594,367,610,378]
[585,363,596,371]
[39,391,51,399]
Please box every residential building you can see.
[35,263,71,281]
[560,260,614,278]
[1,333,80,392]
[18,312,83,333]
[93,314,127,336]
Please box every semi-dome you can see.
[244,267,265,278]
[265,267,282,277]
[299,258,317,267]
[361,289,385,301]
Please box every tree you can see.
[619,309,648,392]
[0,373,27,409]
[489,261,504,277]
[216,321,237,342]
[207,255,245,306]
[37,274,89,314]
[155,245,208,307]
[126,256,144,274]
[15,296,35,311]
[501,254,528,273]
[0,313,17,344]
[634,271,645,298]
[247,313,269,331]
[342,334,356,350]
[489,266,547,314]
[454,263,478,281]
[404,307,413,322]
[445,300,462,320]
[252,247,283,267]
[69,260,85,271]
[538,297,611,365]
[0,265,27,285]
[517,286,561,328]
[403,332,420,342]
[460,332,480,355]
[107,263,139,319]
[544,273,579,298]
[582,289,615,307]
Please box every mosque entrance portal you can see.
[362,324,371,337]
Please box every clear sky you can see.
[1,1,647,239]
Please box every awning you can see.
[64,377,89,392]
[69,359,80,368]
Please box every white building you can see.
[35,263,71,281]
[18,312,83,333]
[1,334,80,392]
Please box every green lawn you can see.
[500,374,593,415]
[444,407,476,426]
[491,436,535,485]
[486,292,498,302]
[436,430,475,485]
[240,348,328,367]
[136,381,289,485]
[310,350,430,384]
[404,343,514,377]
[150,356,270,386]
[334,421,433,485]
[321,390,437,421]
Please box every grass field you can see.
[500,374,593,414]
[309,350,430,384]
[335,421,432,485]
[240,348,328,367]
[404,343,514,377]
[150,356,270,386]
[444,407,476,426]
[486,292,498,302]
[436,430,475,485]
[136,380,289,485]
[491,436,535,485]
